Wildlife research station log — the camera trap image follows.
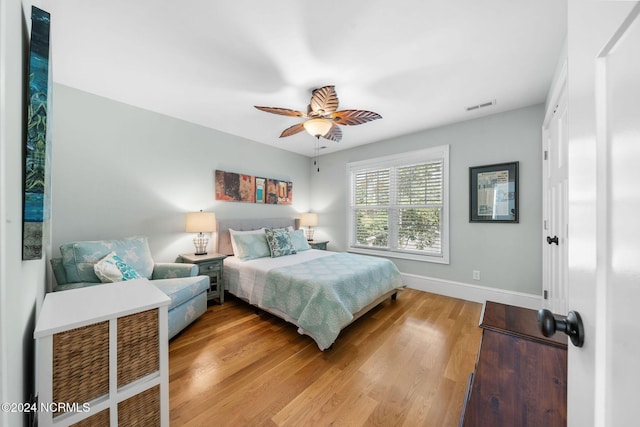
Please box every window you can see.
[347,145,449,263]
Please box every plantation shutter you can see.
[353,169,390,248]
[348,146,449,263]
[394,160,443,253]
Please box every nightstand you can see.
[179,253,227,303]
[308,240,329,250]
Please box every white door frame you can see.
[542,61,568,316]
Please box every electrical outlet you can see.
[473,270,481,281]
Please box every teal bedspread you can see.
[261,252,404,349]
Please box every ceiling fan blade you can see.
[330,109,382,126]
[279,123,305,138]
[322,123,342,142]
[254,106,305,117]
[309,86,339,116]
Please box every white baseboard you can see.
[401,273,542,310]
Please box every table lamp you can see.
[185,211,216,255]
[300,212,318,241]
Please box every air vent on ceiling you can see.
[466,99,496,112]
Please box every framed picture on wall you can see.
[215,170,292,205]
[469,161,519,223]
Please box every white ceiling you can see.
[41,0,567,157]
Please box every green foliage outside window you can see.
[353,161,443,254]
[397,208,440,251]
[355,209,388,247]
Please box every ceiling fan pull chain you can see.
[315,136,320,172]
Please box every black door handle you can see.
[546,235,559,245]
[537,309,584,347]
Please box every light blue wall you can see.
[50,84,543,295]
[309,105,544,295]
[50,84,312,262]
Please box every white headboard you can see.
[216,218,298,256]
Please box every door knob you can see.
[537,309,584,347]
[546,235,559,245]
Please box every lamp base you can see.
[305,228,315,241]
[193,233,209,256]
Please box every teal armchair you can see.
[50,236,210,339]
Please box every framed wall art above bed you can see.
[215,170,292,205]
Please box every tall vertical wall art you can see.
[23,7,52,260]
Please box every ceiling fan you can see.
[254,85,382,143]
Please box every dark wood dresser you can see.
[461,301,567,427]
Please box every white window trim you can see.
[346,145,450,264]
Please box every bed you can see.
[218,218,404,350]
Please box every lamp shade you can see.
[300,212,318,227]
[185,211,217,233]
[303,118,332,137]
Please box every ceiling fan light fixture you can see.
[303,118,332,138]
[255,86,381,144]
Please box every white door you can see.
[542,81,569,316]
[567,2,640,426]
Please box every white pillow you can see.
[229,228,271,259]
[231,231,271,260]
[94,251,142,283]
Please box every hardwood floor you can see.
[169,289,483,426]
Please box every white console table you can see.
[34,279,171,427]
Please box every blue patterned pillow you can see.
[94,251,142,283]
[264,228,297,258]
[289,229,311,252]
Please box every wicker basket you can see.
[117,309,159,387]
[118,385,160,426]
[69,408,109,426]
[52,321,109,416]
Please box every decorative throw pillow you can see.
[94,251,142,283]
[231,232,271,260]
[264,228,297,258]
[229,228,266,257]
[60,236,154,283]
[289,229,311,252]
